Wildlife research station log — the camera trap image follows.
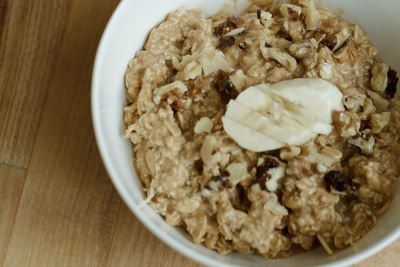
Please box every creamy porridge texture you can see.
[124,0,400,258]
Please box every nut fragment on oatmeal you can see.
[153,81,188,104]
[124,1,400,259]
[194,117,214,134]
[371,62,389,92]
[370,112,390,134]
[280,4,302,20]
[260,45,297,72]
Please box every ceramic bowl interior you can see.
[92,0,400,266]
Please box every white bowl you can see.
[92,0,400,266]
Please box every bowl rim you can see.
[91,0,400,266]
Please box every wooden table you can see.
[0,0,398,266]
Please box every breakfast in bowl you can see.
[122,0,400,258]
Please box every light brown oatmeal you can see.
[124,0,400,258]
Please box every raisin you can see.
[322,35,337,50]
[256,158,279,179]
[323,171,350,192]
[359,120,372,131]
[227,16,243,29]
[256,157,279,191]
[385,68,399,98]
[257,9,262,20]
[213,171,232,190]
[217,36,235,51]
[194,159,204,174]
[214,70,238,103]
[282,226,290,236]
[265,42,271,48]
[214,16,243,37]
[235,184,251,212]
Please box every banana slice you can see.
[268,78,344,123]
[222,78,343,152]
[221,117,284,152]
[226,100,313,145]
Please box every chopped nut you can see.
[371,62,389,92]
[321,147,343,161]
[224,27,246,37]
[153,81,188,105]
[289,39,317,68]
[324,171,350,192]
[229,70,247,92]
[256,10,273,26]
[194,117,214,134]
[193,159,204,174]
[343,87,367,111]
[280,146,301,160]
[200,135,221,165]
[385,68,399,98]
[370,112,391,134]
[333,111,361,138]
[226,162,249,185]
[280,4,302,20]
[360,98,376,119]
[330,28,352,52]
[367,90,390,112]
[212,171,232,191]
[214,16,243,37]
[303,0,319,30]
[260,44,298,72]
[348,135,375,155]
[181,61,203,80]
[200,48,231,76]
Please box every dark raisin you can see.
[227,16,243,29]
[194,159,204,174]
[217,36,235,51]
[258,178,268,191]
[214,70,238,103]
[213,171,232,190]
[235,184,251,212]
[214,17,243,37]
[322,35,337,50]
[323,171,350,192]
[282,226,290,236]
[385,68,399,98]
[214,23,229,37]
[287,7,299,20]
[257,9,262,20]
[256,159,278,179]
[277,29,293,42]
[256,157,279,191]
[265,42,271,48]
[359,120,372,131]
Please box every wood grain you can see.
[0,0,398,266]
[107,204,200,267]
[0,164,26,264]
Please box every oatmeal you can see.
[124,0,400,258]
